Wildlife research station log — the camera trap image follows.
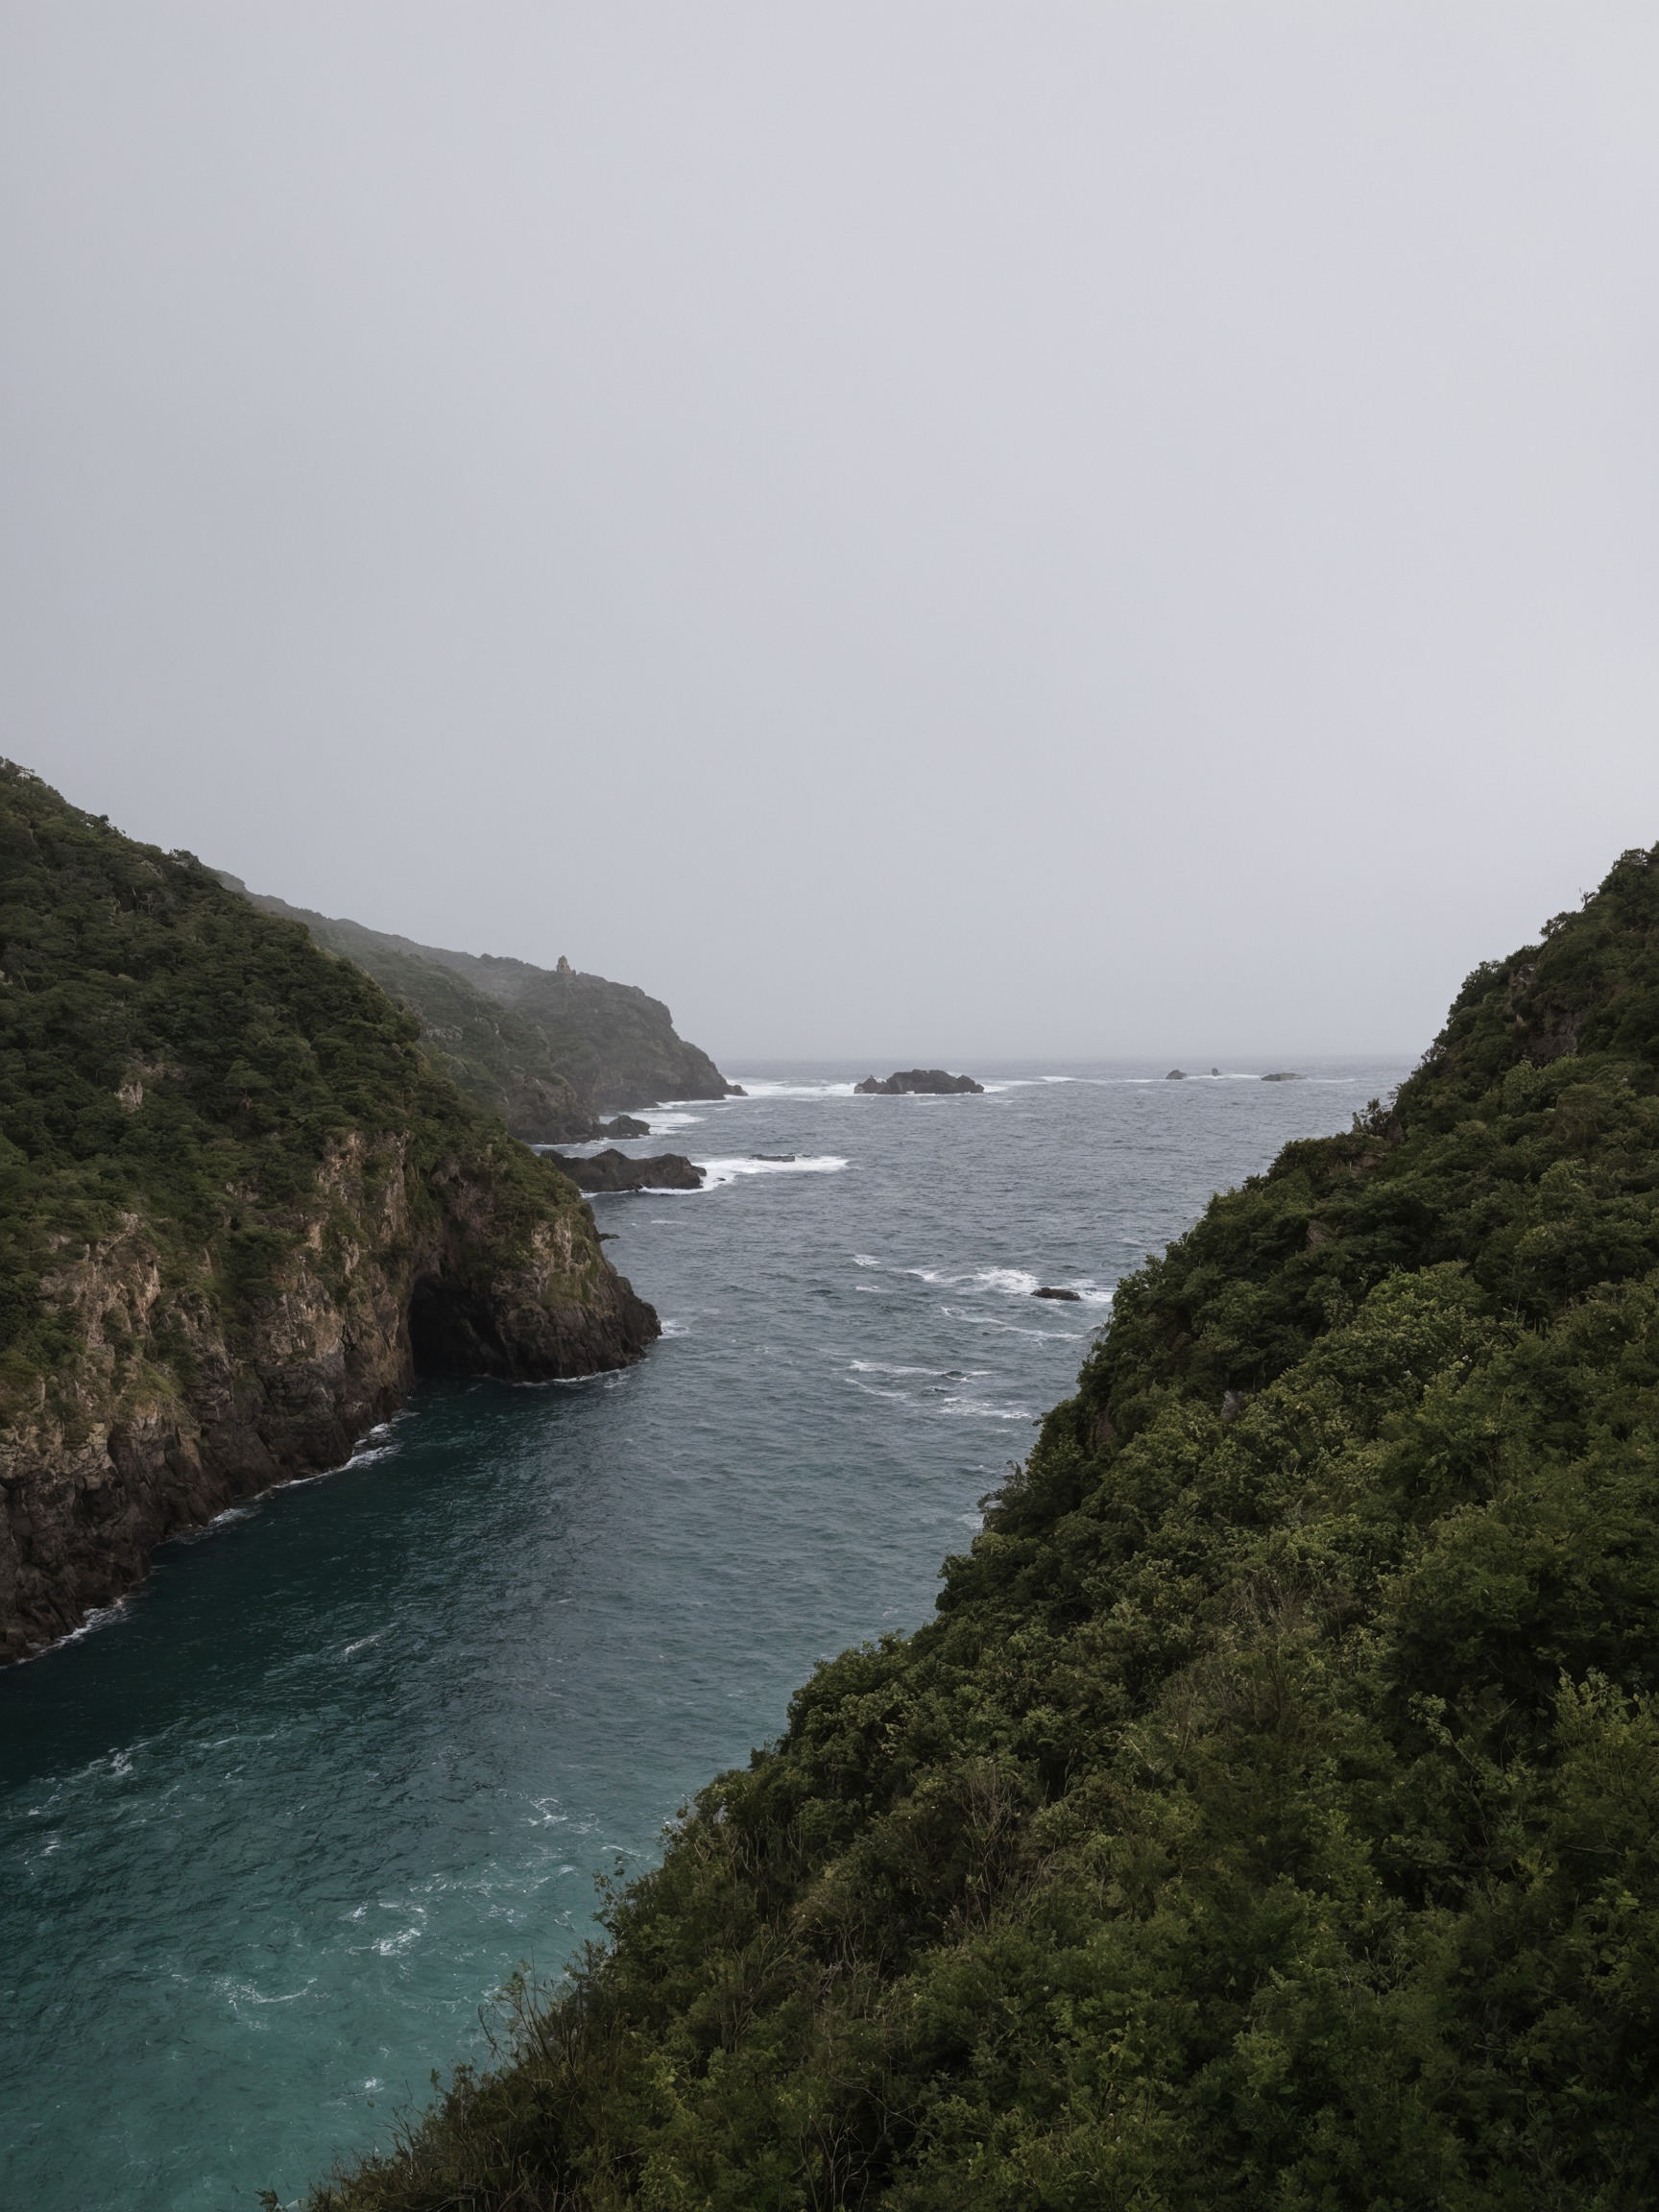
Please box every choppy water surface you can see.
[0,1059,1407,2209]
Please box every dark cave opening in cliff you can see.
[407,1277,511,1378]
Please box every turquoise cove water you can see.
[0,1060,1407,2209]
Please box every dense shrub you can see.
[309,849,1659,2211]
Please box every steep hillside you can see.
[0,766,657,1662]
[224,883,598,1142]
[315,847,1659,2211]
[236,890,734,1125]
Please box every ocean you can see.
[0,1058,1408,2209]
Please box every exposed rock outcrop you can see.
[547,1149,705,1192]
[854,1069,984,1095]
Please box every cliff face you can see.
[0,765,658,1662]
[233,888,734,1124]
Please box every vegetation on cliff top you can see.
[0,762,594,1399]
[311,847,1659,2210]
[234,888,733,1132]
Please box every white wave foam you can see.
[847,1378,914,1404]
[940,1396,1035,1422]
[725,1079,858,1099]
[943,1308,1084,1340]
[851,1253,881,1268]
[696,1154,848,1189]
[642,1110,703,1132]
[906,1263,1041,1298]
[850,1358,951,1379]
[908,1262,1114,1308]
[34,1596,132,1658]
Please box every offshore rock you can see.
[548,1149,705,1192]
[596,1115,652,1139]
[1032,1286,1082,1302]
[854,1069,984,1095]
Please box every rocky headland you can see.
[854,1068,983,1094]
[227,886,738,1138]
[0,765,658,1662]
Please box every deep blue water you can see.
[0,1059,1408,2210]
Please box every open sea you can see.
[0,1058,1409,2210]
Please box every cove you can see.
[0,1061,1405,2209]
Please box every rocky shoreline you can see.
[1,1133,658,1663]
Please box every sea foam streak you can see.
[695,1155,848,1189]
[725,1079,858,1100]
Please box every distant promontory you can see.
[217,882,739,1142]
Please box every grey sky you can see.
[3,4,1655,1061]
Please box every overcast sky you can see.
[2,5,1655,1061]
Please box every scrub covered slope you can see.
[236,888,735,1131]
[313,848,1659,2210]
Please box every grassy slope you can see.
[0,764,589,1403]
[311,850,1659,2211]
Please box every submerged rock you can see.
[854,1069,984,1095]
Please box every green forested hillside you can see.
[0,768,578,1392]
[312,849,1659,2211]
[221,881,598,1142]
[233,887,733,1131]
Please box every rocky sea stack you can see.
[0,765,657,1661]
[854,1068,983,1094]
